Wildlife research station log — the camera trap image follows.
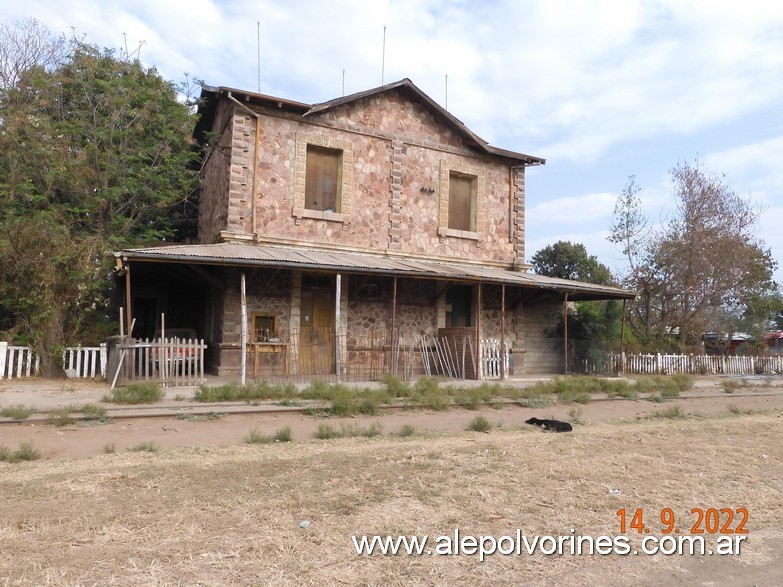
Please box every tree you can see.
[531,241,614,285]
[609,162,780,351]
[0,19,200,374]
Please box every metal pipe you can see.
[620,298,627,374]
[475,283,482,380]
[240,271,247,385]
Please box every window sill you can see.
[437,227,480,241]
[293,207,349,223]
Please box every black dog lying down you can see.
[525,417,573,433]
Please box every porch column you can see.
[335,273,342,381]
[240,271,247,385]
[500,284,506,380]
[390,276,398,375]
[620,299,627,374]
[124,262,133,338]
[563,292,569,375]
[476,283,482,379]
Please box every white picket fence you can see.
[616,353,783,375]
[0,341,108,380]
[113,337,207,387]
[480,339,510,380]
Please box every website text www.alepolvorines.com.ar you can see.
[352,529,747,562]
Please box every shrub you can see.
[128,441,159,453]
[46,409,74,427]
[397,423,416,437]
[722,380,740,394]
[12,441,41,462]
[103,443,116,454]
[80,403,109,422]
[245,428,273,444]
[315,423,340,440]
[650,406,686,419]
[274,426,293,443]
[468,415,492,433]
[103,383,164,404]
[381,373,411,397]
[670,373,694,392]
[0,404,34,420]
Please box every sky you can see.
[3,0,783,283]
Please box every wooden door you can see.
[300,280,335,375]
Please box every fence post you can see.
[0,341,6,379]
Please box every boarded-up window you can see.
[305,145,342,212]
[446,285,473,327]
[448,171,477,231]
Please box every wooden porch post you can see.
[390,276,397,375]
[563,292,569,375]
[476,283,482,380]
[500,284,506,380]
[335,273,342,381]
[240,271,247,385]
[124,262,133,338]
[620,298,627,374]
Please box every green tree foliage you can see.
[609,163,780,352]
[0,19,200,373]
[531,241,614,285]
[531,241,622,371]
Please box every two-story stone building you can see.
[116,79,633,380]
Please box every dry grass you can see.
[0,414,781,586]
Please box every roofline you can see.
[197,80,545,166]
[118,246,635,302]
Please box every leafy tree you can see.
[531,241,614,285]
[0,19,200,374]
[609,162,780,351]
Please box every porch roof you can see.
[119,243,636,301]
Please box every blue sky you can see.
[3,0,782,283]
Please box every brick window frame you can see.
[293,132,354,223]
[437,159,484,240]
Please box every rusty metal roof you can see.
[120,243,635,301]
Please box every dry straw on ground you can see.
[1,411,782,586]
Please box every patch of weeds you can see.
[517,397,553,408]
[46,409,74,427]
[397,423,416,437]
[572,392,591,404]
[174,394,186,401]
[649,406,686,420]
[381,373,411,398]
[176,411,226,422]
[722,380,740,394]
[274,399,301,407]
[329,391,358,417]
[468,415,492,433]
[80,403,109,422]
[303,405,328,417]
[315,423,341,440]
[194,381,298,403]
[274,426,293,442]
[727,404,754,416]
[245,428,274,444]
[128,441,159,453]
[0,404,34,420]
[0,442,41,463]
[362,422,383,438]
[614,388,639,400]
[670,373,694,392]
[12,441,41,462]
[103,382,164,405]
[646,394,665,403]
[103,443,116,454]
[568,407,584,425]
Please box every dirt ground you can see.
[1,376,782,585]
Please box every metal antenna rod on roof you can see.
[381,25,386,85]
[257,20,261,93]
[342,69,345,96]
[445,74,448,111]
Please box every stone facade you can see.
[193,82,574,377]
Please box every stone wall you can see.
[515,298,564,374]
[198,101,234,244]
[215,89,525,267]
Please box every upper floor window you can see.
[448,171,477,232]
[293,133,354,222]
[305,145,342,212]
[438,160,484,240]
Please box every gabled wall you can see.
[205,88,528,268]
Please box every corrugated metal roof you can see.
[120,243,636,300]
